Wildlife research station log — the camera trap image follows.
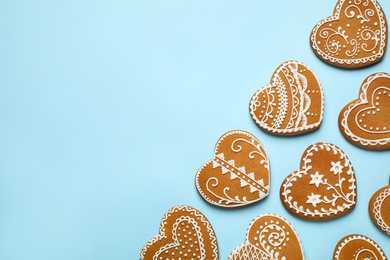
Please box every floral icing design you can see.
[228,214,304,260]
[196,130,270,207]
[330,161,344,175]
[280,143,357,220]
[309,172,324,188]
[310,0,387,68]
[307,193,322,207]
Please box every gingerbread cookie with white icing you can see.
[339,72,390,150]
[228,213,304,260]
[140,205,218,260]
[249,60,324,135]
[310,0,387,68]
[280,142,357,221]
[369,177,390,235]
[333,234,387,260]
[195,130,270,207]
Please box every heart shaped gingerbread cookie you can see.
[280,142,357,221]
[339,72,390,150]
[333,234,387,260]
[249,60,324,135]
[195,130,270,207]
[310,0,387,68]
[369,178,390,235]
[140,205,218,260]
[228,213,304,260]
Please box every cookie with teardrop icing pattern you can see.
[249,60,323,135]
[195,130,270,207]
[228,213,304,260]
[310,0,387,68]
[339,72,390,150]
[140,205,218,260]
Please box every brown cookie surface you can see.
[280,142,357,221]
[195,130,270,207]
[228,213,304,260]
[249,60,324,136]
[140,205,218,260]
[339,72,390,150]
[333,234,387,260]
[310,0,387,68]
[369,181,390,235]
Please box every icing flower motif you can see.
[306,193,322,208]
[309,171,324,188]
[330,161,343,175]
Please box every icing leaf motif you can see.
[280,142,357,220]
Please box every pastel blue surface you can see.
[0,0,389,259]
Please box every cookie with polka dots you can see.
[339,72,390,150]
[249,60,324,136]
[369,177,390,235]
[140,205,218,260]
[310,0,387,68]
[228,213,304,260]
[195,130,270,207]
[280,142,357,221]
[333,234,387,259]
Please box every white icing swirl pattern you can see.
[310,0,387,68]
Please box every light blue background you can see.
[0,0,389,259]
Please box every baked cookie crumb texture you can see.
[310,0,387,68]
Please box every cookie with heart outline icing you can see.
[249,60,324,136]
[140,205,218,260]
[369,178,390,235]
[310,0,387,68]
[333,234,387,260]
[195,130,270,207]
[339,72,390,150]
[228,213,304,260]
[280,142,357,221]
